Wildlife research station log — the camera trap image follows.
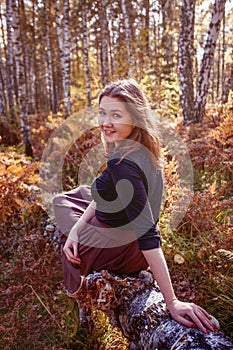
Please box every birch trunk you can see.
[20,0,33,114]
[222,58,233,103]
[178,0,196,124]
[12,0,33,157]
[81,0,92,108]
[44,0,57,113]
[76,270,233,350]
[145,0,150,56]
[159,0,174,71]
[54,0,71,118]
[108,2,116,76]
[221,7,225,102]
[63,0,70,117]
[0,48,7,120]
[194,0,226,123]
[100,0,109,86]
[121,0,134,77]
[6,0,16,122]
[32,0,39,113]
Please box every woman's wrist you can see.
[165,297,178,310]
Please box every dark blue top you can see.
[91,147,163,250]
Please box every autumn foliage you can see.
[0,103,232,348]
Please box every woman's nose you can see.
[102,115,113,126]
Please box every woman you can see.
[53,79,216,334]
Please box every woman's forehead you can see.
[99,96,128,111]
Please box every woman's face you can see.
[98,96,134,143]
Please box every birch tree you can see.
[44,0,57,113]
[81,0,92,108]
[194,0,226,123]
[100,0,109,86]
[12,0,33,157]
[54,0,71,118]
[179,0,227,124]
[145,0,150,56]
[0,47,7,120]
[222,59,233,103]
[108,1,117,76]
[159,0,174,69]
[121,0,134,77]
[6,0,16,122]
[178,0,196,124]
[221,6,226,102]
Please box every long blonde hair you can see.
[99,79,163,169]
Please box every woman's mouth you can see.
[103,129,116,136]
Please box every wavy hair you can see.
[99,79,163,169]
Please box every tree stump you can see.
[74,270,233,350]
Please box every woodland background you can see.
[0,0,232,349]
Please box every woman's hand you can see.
[63,236,81,265]
[167,299,217,334]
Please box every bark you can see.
[75,270,233,350]
[0,48,7,120]
[81,0,92,108]
[217,40,221,98]
[108,2,116,76]
[194,0,226,123]
[0,8,7,58]
[145,0,150,56]
[100,0,109,86]
[178,0,196,124]
[12,0,33,157]
[121,0,134,77]
[222,60,233,103]
[159,0,174,70]
[32,0,39,113]
[221,7,225,102]
[44,0,57,113]
[20,0,35,114]
[6,0,16,122]
[63,0,70,116]
[54,0,71,118]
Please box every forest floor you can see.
[0,103,232,349]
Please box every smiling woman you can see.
[98,96,134,142]
[53,78,218,335]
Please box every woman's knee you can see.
[53,193,66,208]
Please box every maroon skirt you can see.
[53,185,148,295]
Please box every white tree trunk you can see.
[44,0,57,113]
[81,0,92,108]
[76,270,233,350]
[12,0,33,157]
[108,2,116,76]
[178,0,196,124]
[6,0,16,122]
[120,0,134,77]
[0,48,7,120]
[54,0,71,118]
[100,0,109,86]
[221,7,226,102]
[194,0,226,123]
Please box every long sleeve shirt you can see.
[91,147,163,250]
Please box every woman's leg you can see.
[53,185,92,295]
[53,185,92,234]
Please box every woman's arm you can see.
[142,248,216,334]
[63,200,96,265]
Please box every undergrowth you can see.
[0,102,232,348]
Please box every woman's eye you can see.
[99,111,105,117]
[113,113,121,119]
